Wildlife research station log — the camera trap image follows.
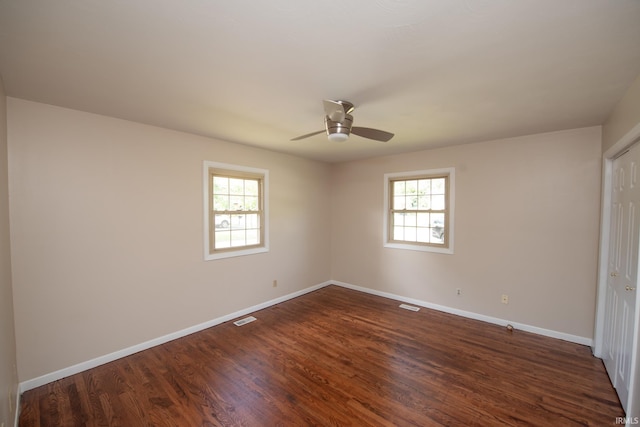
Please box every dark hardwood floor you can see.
[19,285,623,426]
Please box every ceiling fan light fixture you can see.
[328,132,349,142]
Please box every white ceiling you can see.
[1,0,640,163]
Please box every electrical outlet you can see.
[456,288,461,296]
[501,294,509,304]
[272,279,277,287]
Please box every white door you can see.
[603,144,639,412]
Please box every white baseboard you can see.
[19,279,592,394]
[19,281,331,392]
[332,280,593,347]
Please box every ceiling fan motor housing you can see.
[325,114,353,141]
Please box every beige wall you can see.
[331,127,602,339]
[7,98,332,381]
[603,73,640,152]
[0,78,18,424]
[5,95,606,383]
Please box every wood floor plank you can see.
[19,285,624,426]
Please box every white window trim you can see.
[203,161,269,261]
[383,167,455,255]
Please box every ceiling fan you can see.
[291,100,394,143]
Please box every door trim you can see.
[594,121,640,418]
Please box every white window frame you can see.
[203,161,269,261]
[383,167,455,255]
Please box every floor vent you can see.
[399,303,420,312]
[233,316,257,326]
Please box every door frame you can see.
[594,122,640,419]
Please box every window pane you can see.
[394,212,405,226]
[417,212,429,227]
[215,214,231,229]
[404,212,417,226]
[405,180,418,195]
[229,214,245,229]
[230,196,243,210]
[432,195,445,210]
[246,213,259,228]
[229,178,244,195]
[245,180,259,196]
[246,229,259,245]
[393,226,404,240]
[432,178,445,194]
[231,230,247,247]
[213,195,229,211]
[404,227,417,242]
[407,195,418,209]
[430,230,444,244]
[418,179,430,194]
[213,176,229,194]
[394,181,406,195]
[431,213,444,228]
[245,196,258,211]
[214,230,231,248]
[431,213,445,244]
[393,196,406,210]
[417,195,430,210]
[417,227,430,243]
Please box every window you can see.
[383,168,454,254]
[204,161,268,260]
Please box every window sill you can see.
[384,241,454,255]
[205,246,269,261]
